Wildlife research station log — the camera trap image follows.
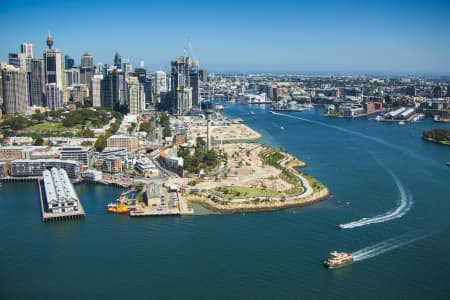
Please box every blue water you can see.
[1,105,449,299]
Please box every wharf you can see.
[38,179,85,222]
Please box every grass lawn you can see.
[215,186,284,199]
[25,123,66,131]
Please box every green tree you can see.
[94,135,108,152]
[31,113,46,123]
[139,121,153,134]
[34,136,44,146]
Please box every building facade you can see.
[1,65,28,115]
[128,76,145,114]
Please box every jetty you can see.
[39,169,85,222]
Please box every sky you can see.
[1,0,450,74]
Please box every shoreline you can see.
[422,137,450,147]
[184,188,330,214]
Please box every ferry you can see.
[323,251,353,268]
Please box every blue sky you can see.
[1,0,450,74]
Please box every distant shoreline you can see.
[422,137,450,147]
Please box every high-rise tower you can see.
[80,53,94,91]
[43,34,65,108]
[1,65,28,115]
[170,55,200,115]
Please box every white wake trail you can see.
[271,111,439,166]
[271,111,415,228]
[352,234,421,262]
[339,171,413,229]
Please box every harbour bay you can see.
[1,105,450,299]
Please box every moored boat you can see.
[323,251,353,268]
[107,203,131,214]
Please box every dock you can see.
[130,192,194,217]
[38,177,85,222]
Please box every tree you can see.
[139,121,153,134]
[31,113,46,123]
[34,136,44,146]
[94,135,108,152]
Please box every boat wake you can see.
[339,168,413,229]
[270,111,439,167]
[352,234,422,262]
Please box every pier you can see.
[38,175,85,222]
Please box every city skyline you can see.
[1,0,450,74]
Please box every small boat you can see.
[280,126,285,130]
[107,203,131,214]
[249,111,255,115]
[447,162,450,166]
[323,251,353,269]
[398,121,405,125]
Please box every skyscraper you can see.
[170,55,199,115]
[128,76,145,115]
[65,55,75,69]
[65,68,80,87]
[433,86,444,98]
[100,70,120,108]
[1,65,28,115]
[155,70,167,94]
[30,58,45,107]
[43,34,65,107]
[80,53,94,91]
[114,52,122,69]
[91,74,103,107]
[8,53,23,69]
[20,43,33,58]
[46,83,63,110]
[199,69,208,82]
[189,60,200,107]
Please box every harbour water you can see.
[1,105,450,299]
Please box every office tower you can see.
[65,68,80,87]
[100,70,120,108]
[96,63,104,75]
[114,52,122,69]
[144,76,152,105]
[21,43,33,58]
[406,85,416,97]
[8,53,22,68]
[1,65,28,115]
[30,58,45,107]
[46,83,63,110]
[121,59,132,79]
[133,68,150,105]
[133,68,146,83]
[155,70,167,94]
[68,84,89,102]
[189,60,200,107]
[80,53,94,90]
[65,55,75,69]
[91,74,103,107]
[128,76,145,115]
[433,86,444,98]
[43,34,65,107]
[199,69,208,82]
[170,55,199,115]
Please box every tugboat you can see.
[107,203,131,214]
[323,251,353,269]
